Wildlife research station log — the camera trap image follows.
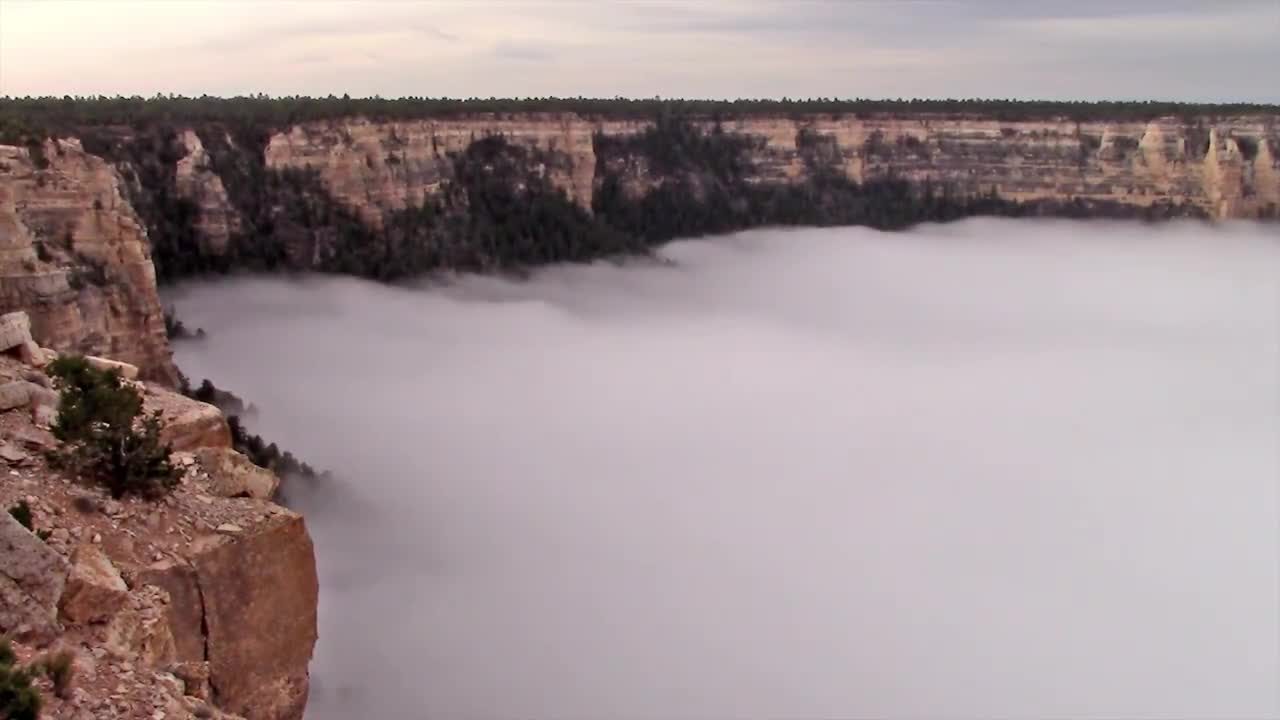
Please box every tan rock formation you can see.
[170,660,213,701]
[192,513,317,720]
[103,584,178,667]
[266,113,1280,222]
[59,544,129,624]
[0,380,38,410]
[129,559,205,663]
[175,130,242,255]
[144,384,233,451]
[265,115,651,226]
[0,140,177,383]
[195,447,280,500]
[84,354,140,379]
[0,310,43,364]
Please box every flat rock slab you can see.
[197,447,279,501]
[59,543,129,624]
[0,510,69,642]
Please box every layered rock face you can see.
[265,113,1279,222]
[716,115,1280,219]
[264,115,650,227]
[0,139,177,383]
[174,130,242,256]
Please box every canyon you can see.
[2,108,1277,369]
[0,103,1277,720]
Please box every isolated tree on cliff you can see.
[47,356,179,499]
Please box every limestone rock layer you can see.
[0,139,177,383]
[265,113,1280,222]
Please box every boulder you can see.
[26,382,58,410]
[104,585,177,667]
[0,312,40,364]
[190,513,318,720]
[0,312,33,352]
[130,560,205,663]
[146,388,232,451]
[59,544,129,624]
[0,510,69,642]
[29,347,56,368]
[170,661,212,701]
[84,355,140,380]
[0,380,55,413]
[7,426,55,449]
[0,380,32,411]
[196,447,280,500]
[0,443,30,464]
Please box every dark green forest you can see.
[3,95,1278,144]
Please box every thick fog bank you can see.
[169,219,1280,720]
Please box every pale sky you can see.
[1,0,1277,102]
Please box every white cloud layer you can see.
[2,1,1277,101]
[169,219,1280,720]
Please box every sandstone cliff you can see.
[263,115,650,227]
[0,320,318,720]
[174,130,242,257]
[264,113,1280,224]
[0,140,177,383]
[4,109,1277,294]
[1,108,1276,376]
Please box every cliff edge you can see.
[0,314,318,720]
[265,113,1280,225]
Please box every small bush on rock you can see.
[6,502,33,532]
[0,638,41,720]
[47,356,178,500]
[33,651,73,700]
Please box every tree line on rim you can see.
[3,94,1277,147]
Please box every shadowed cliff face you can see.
[169,219,1280,720]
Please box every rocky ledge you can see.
[0,313,318,720]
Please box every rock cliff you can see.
[3,108,1277,292]
[0,108,1276,377]
[0,139,177,383]
[0,343,318,717]
[0,326,318,720]
[264,113,1280,224]
[173,130,242,257]
[264,115,650,227]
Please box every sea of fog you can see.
[168,219,1280,720]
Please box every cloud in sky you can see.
[2,0,1277,101]
[168,219,1280,719]
[1,0,1276,101]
